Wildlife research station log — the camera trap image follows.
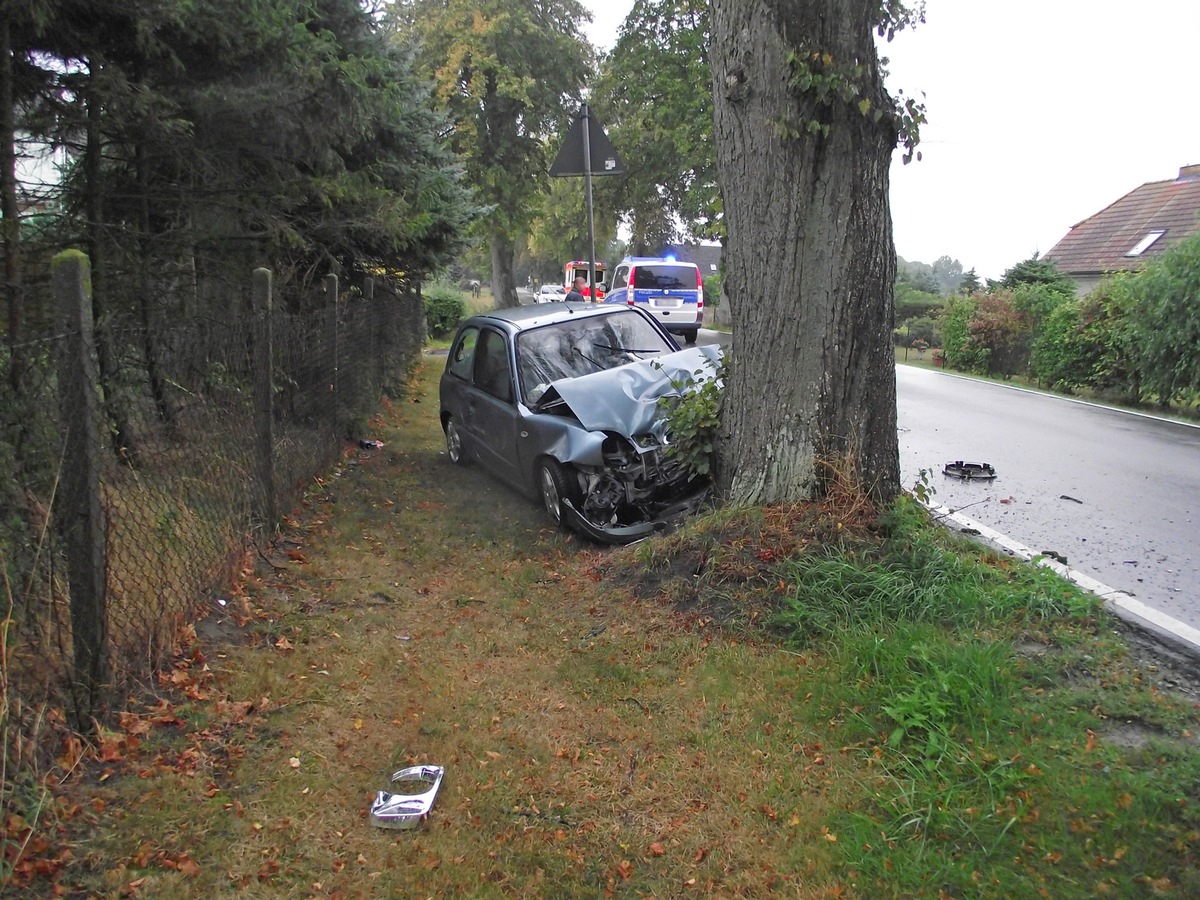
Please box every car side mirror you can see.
[595,282,607,293]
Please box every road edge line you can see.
[925,501,1200,661]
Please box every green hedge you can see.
[423,281,466,336]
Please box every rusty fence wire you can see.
[1,260,425,749]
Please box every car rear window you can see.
[632,265,695,291]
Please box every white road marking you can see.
[926,501,1200,656]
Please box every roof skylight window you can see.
[1126,230,1165,257]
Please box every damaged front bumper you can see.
[561,483,710,545]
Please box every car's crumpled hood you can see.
[542,345,722,436]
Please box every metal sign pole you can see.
[549,102,623,297]
[582,104,596,297]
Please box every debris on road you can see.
[943,461,996,480]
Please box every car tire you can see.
[445,417,469,466]
[683,328,699,345]
[537,458,579,528]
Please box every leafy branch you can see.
[777,2,927,163]
[656,356,726,481]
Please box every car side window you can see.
[447,327,478,381]
[472,329,513,403]
[611,266,629,290]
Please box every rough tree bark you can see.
[710,0,900,505]
[490,228,519,309]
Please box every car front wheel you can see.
[537,458,579,527]
[445,417,468,466]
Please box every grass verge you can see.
[7,358,1199,897]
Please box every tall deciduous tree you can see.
[526,176,618,278]
[709,0,921,504]
[395,0,593,307]
[591,0,719,251]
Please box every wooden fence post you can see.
[325,273,339,434]
[53,250,108,728]
[252,267,276,527]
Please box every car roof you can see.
[619,256,699,267]
[464,302,631,333]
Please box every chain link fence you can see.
[2,255,425,749]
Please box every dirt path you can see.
[64,356,844,897]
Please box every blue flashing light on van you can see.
[603,257,703,344]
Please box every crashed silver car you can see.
[439,303,721,543]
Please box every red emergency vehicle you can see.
[562,260,606,300]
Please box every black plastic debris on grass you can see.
[943,460,996,480]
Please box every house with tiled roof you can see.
[673,243,723,277]
[1045,164,1200,296]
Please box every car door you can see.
[604,263,630,305]
[465,327,523,487]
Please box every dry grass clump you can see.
[597,453,884,628]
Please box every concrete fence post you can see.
[325,273,339,435]
[251,267,276,527]
[53,250,108,728]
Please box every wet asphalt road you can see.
[897,366,1200,632]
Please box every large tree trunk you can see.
[490,228,519,308]
[710,0,900,505]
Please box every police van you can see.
[603,256,704,344]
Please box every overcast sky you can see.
[584,1,1200,279]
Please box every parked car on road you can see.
[537,284,566,302]
[439,303,721,542]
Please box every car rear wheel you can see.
[445,417,469,466]
[683,328,699,345]
[537,458,579,527]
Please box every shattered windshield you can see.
[517,312,674,405]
